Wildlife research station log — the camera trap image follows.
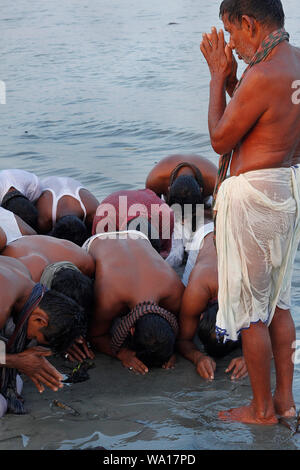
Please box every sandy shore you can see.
[1,266,300,450]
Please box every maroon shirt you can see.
[92,189,174,258]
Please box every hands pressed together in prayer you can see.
[12,346,64,393]
[200,26,237,90]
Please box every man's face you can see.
[27,308,49,344]
[222,14,256,64]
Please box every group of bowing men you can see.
[0,155,247,418]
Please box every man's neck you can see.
[254,24,284,53]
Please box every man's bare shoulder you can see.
[189,261,215,285]
[190,240,217,288]
[0,258,33,325]
[291,44,300,57]
[236,64,271,97]
[0,256,31,277]
[247,43,300,83]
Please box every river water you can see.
[0,0,300,450]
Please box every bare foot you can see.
[274,394,296,418]
[275,405,296,418]
[219,403,278,425]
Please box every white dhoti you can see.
[82,230,150,252]
[215,166,300,342]
[0,207,23,243]
[182,222,214,286]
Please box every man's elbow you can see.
[211,136,233,155]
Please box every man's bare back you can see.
[86,236,184,374]
[0,256,35,327]
[231,44,300,174]
[2,235,95,282]
[89,237,184,318]
[146,154,218,198]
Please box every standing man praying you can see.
[201,0,300,424]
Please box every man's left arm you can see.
[201,28,268,155]
[208,70,268,155]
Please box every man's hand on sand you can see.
[196,355,216,380]
[162,354,176,370]
[200,27,234,80]
[13,346,64,393]
[225,356,248,380]
[117,347,148,375]
[64,336,95,362]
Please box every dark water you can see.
[0,0,300,450]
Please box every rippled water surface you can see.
[0,0,300,450]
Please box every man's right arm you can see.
[203,32,238,98]
[226,76,238,98]
[177,283,216,380]
[225,49,238,98]
[89,313,115,356]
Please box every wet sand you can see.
[0,348,245,450]
[1,348,299,451]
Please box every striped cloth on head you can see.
[40,261,81,289]
[110,301,179,354]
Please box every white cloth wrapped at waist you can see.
[0,207,22,243]
[215,166,300,342]
[82,230,150,252]
[182,222,214,286]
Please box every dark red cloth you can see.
[92,189,174,258]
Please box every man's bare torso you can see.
[89,237,184,318]
[231,43,300,175]
[146,154,218,198]
[36,188,98,233]
[0,257,35,328]
[2,235,95,282]
[188,232,218,301]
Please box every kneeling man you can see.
[2,235,95,362]
[0,256,86,417]
[177,222,246,381]
[83,231,184,374]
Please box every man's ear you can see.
[31,309,49,328]
[241,15,256,36]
